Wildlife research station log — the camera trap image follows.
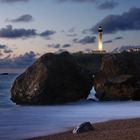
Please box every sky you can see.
[0,0,140,70]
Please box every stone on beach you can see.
[73,122,94,134]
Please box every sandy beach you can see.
[28,118,140,140]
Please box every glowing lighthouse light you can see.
[98,26,103,51]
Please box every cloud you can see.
[57,0,119,10]
[0,25,36,39]
[0,51,38,68]
[62,44,71,48]
[82,29,89,34]
[57,0,97,3]
[0,51,3,56]
[67,34,77,37]
[0,44,7,49]
[68,27,75,33]
[40,30,56,39]
[114,36,123,40]
[3,49,13,53]
[103,36,123,44]
[48,43,72,48]
[48,44,61,48]
[97,1,118,10]
[112,45,140,53]
[0,0,29,3]
[13,51,38,68]
[73,36,96,44]
[90,8,140,34]
[66,28,77,37]
[0,25,56,39]
[7,14,33,23]
[0,44,13,55]
[103,40,112,44]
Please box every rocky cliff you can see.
[94,52,140,100]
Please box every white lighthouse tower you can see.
[98,26,103,51]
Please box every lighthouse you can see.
[98,26,103,51]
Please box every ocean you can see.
[0,74,140,140]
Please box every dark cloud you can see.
[7,14,33,23]
[48,44,61,48]
[62,44,71,48]
[103,40,112,44]
[0,25,36,39]
[97,1,118,10]
[73,36,96,44]
[3,49,13,53]
[91,8,140,34]
[40,30,56,39]
[0,44,7,49]
[113,45,140,53]
[0,25,56,39]
[48,43,72,48]
[0,51,38,68]
[0,0,29,3]
[114,36,123,40]
[103,36,123,44]
[102,36,123,44]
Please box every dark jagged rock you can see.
[73,122,94,134]
[11,52,93,105]
[94,52,140,101]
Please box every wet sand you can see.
[28,118,140,140]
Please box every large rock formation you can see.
[11,52,93,105]
[94,52,140,101]
[73,122,94,134]
[74,53,104,75]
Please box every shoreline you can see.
[28,118,140,140]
